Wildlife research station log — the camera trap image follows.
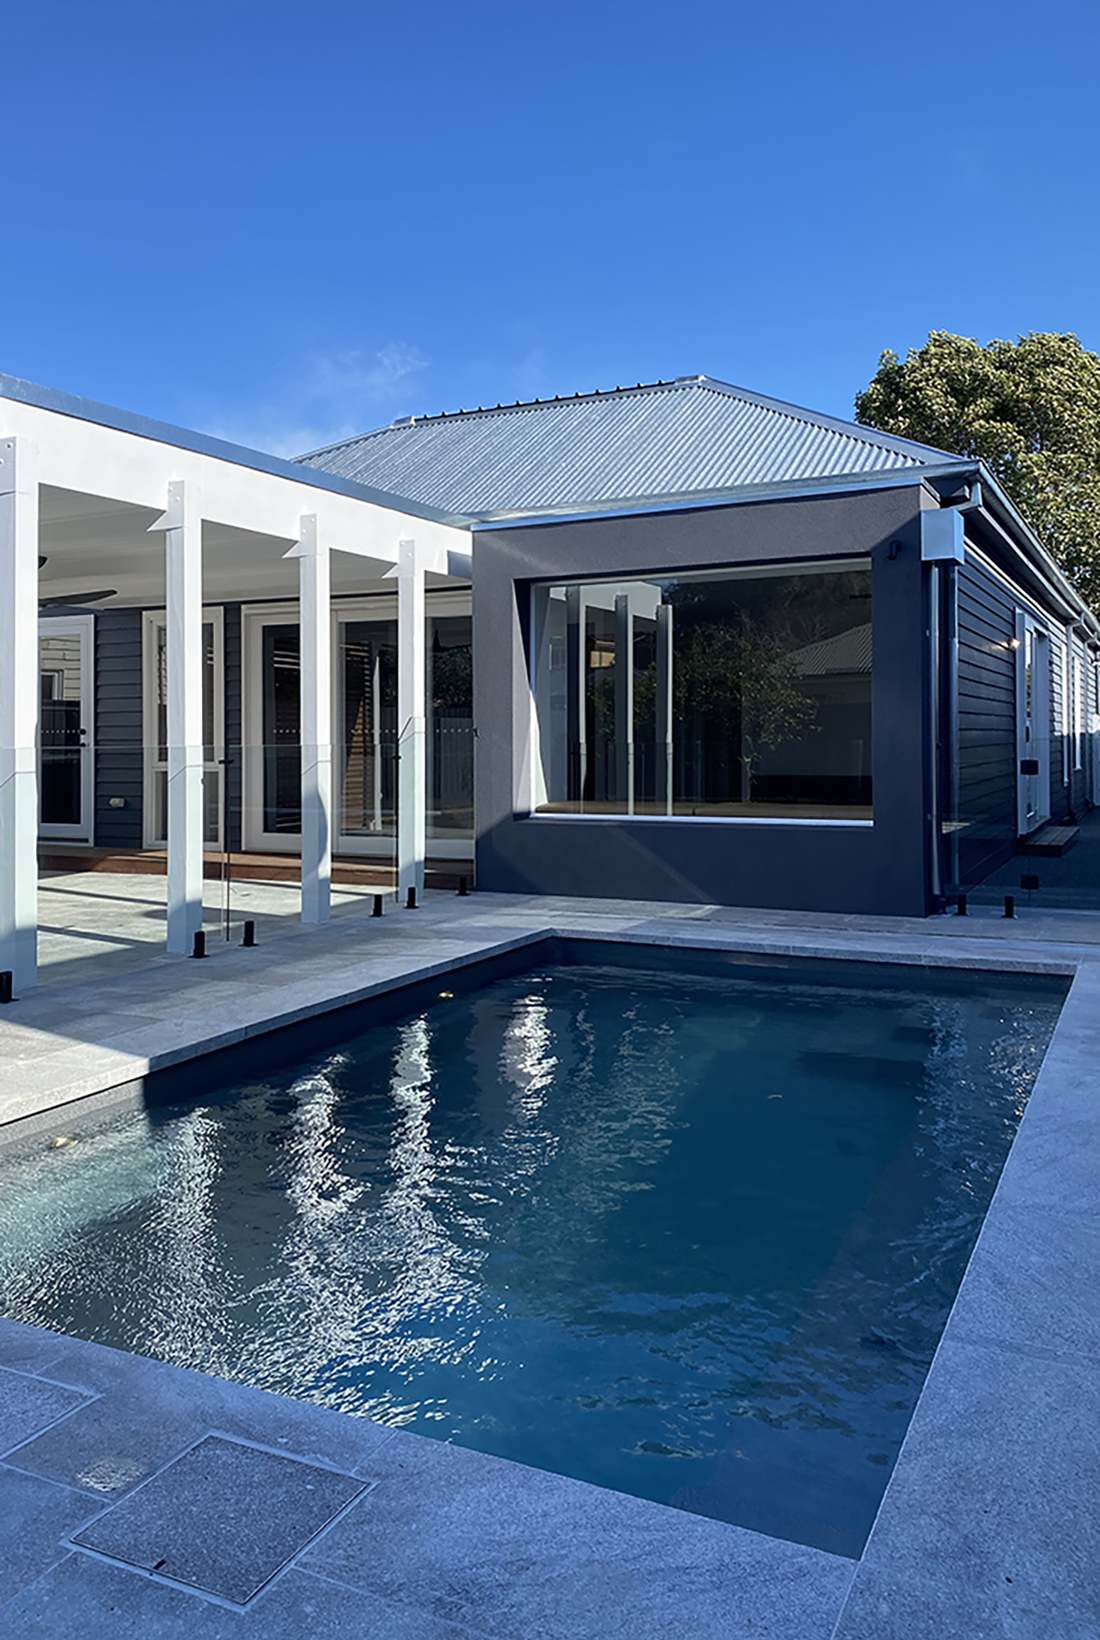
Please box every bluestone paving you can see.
[0,1467,99,1605]
[829,1336,1100,1640]
[0,1555,488,1639]
[0,1367,94,1458]
[300,1427,852,1640]
[3,885,1100,1635]
[72,1435,368,1604]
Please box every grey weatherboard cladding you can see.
[297,378,952,519]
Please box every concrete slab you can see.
[0,1366,93,1457]
[72,1435,367,1605]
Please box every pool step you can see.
[1017,824,1079,858]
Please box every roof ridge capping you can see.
[296,373,956,467]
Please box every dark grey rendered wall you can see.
[473,487,933,917]
[94,609,144,848]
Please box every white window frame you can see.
[142,606,225,850]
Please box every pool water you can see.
[0,960,1062,1557]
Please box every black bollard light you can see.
[242,920,256,947]
[406,886,418,910]
[192,930,206,959]
[1003,895,1015,919]
[956,894,967,916]
[372,894,384,917]
[458,876,469,897]
[0,971,12,1004]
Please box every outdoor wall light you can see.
[1002,637,1022,650]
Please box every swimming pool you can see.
[0,949,1064,1558]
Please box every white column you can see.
[298,515,332,924]
[0,438,39,989]
[656,603,674,814]
[614,593,634,813]
[153,480,204,954]
[397,537,426,902]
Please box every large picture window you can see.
[531,561,872,820]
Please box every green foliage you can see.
[855,331,1100,610]
[674,619,818,793]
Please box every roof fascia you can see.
[965,462,1099,636]
[469,463,962,531]
[0,372,472,529]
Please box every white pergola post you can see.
[0,437,39,990]
[298,515,332,924]
[397,537,426,903]
[656,603,674,814]
[152,480,204,954]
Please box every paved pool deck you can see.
[1,885,1098,1636]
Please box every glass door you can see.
[39,615,95,842]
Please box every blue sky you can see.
[4,0,1098,456]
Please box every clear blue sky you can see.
[4,0,1098,456]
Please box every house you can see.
[2,371,1097,988]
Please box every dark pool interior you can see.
[0,945,1065,1557]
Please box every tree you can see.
[855,331,1100,609]
[674,618,817,801]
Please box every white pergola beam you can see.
[1,396,470,564]
[298,515,332,924]
[0,438,39,989]
[396,538,426,902]
[152,481,205,953]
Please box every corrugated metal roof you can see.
[791,622,873,676]
[296,376,953,519]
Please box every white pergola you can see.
[0,382,472,990]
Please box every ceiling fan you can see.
[37,556,117,610]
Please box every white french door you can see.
[242,596,473,859]
[38,614,95,843]
[1016,612,1051,837]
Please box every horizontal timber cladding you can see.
[955,557,1017,885]
[94,608,144,848]
[473,486,932,917]
[1049,626,1068,824]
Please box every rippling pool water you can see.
[0,958,1063,1556]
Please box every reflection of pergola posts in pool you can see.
[0,437,39,990]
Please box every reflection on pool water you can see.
[0,961,1063,1557]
